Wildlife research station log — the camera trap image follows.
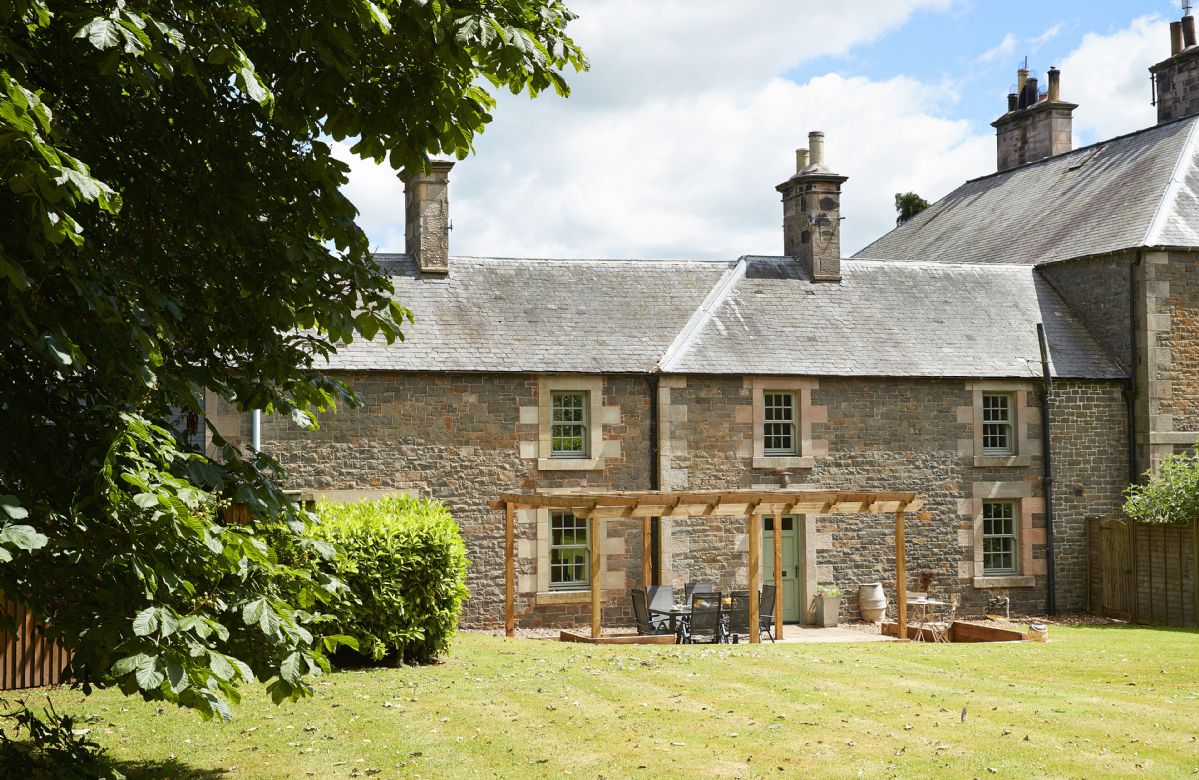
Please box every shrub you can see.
[313,496,469,664]
[1124,452,1199,525]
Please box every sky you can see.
[337,0,1185,261]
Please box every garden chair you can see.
[684,580,714,603]
[647,585,674,631]
[630,588,671,636]
[929,598,959,644]
[682,591,723,644]
[759,584,777,642]
[723,590,751,643]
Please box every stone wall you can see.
[1157,251,1199,434]
[245,370,1128,628]
[1040,253,1132,372]
[255,371,653,629]
[1049,382,1130,612]
[663,375,1127,620]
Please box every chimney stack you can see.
[401,160,454,274]
[1152,8,1199,124]
[992,64,1076,172]
[776,131,848,283]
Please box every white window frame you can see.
[981,500,1019,576]
[548,510,590,590]
[981,393,1014,456]
[550,391,588,459]
[762,391,798,456]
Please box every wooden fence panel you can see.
[1092,521,1197,628]
[1093,519,1135,621]
[0,598,71,691]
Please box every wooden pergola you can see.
[489,489,923,643]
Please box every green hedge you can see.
[313,495,469,664]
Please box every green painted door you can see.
[763,515,803,623]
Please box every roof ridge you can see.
[656,257,748,372]
[1144,116,1199,247]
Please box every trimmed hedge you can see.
[313,495,469,664]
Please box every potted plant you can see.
[814,584,842,628]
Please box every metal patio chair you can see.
[630,588,671,636]
[682,591,723,644]
[723,590,751,643]
[759,583,778,642]
[684,581,714,603]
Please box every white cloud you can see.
[1058,14,1163,144]
[341,1,994,261]
[1030,22,1064,50]
[981,33,1017,63]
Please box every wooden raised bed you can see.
[881,620,1028,643]
[559,631,676,645]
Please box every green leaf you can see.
[209,652,235,681]
[0,496,28,521]
[112,653,150,677]
[76,18,122,50]
[165,659,189,693]
[279,651,303,683]
[132,492,159,509]
[135,655,165,690]
[132,607,159,636]
[0,524,47,551]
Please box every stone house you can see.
[208,19,1199,629]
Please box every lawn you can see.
[26,624,1199,779]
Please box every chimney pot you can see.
[1171,20,1185,55]
[795,148,809,173]
[808,131,825,167]
[1047,67,1061,101]
[1184,15,1197,48]
[1007,92,1018,112]
[1017,67,1029,95]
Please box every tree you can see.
[894,191,930,225]
[1124,453,1199,526]
[0,0,585,719]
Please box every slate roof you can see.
[661,257,1124,379]
[326,254,1124,380]
[854,116,1199,266]
[324,255,733,373]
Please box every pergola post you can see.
[748,511,761,643]
[642,515,652,589]
[504,502,515,638]
[773,510,783,638]
[895,507,907,641]
[590,515,603,639]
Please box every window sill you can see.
[752,455,814,470]
[973,575,1035,589]
[537,457,604,472]
[536,590,591,605]
[974,455,1031,468]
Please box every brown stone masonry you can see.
[249,370,1127,628]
